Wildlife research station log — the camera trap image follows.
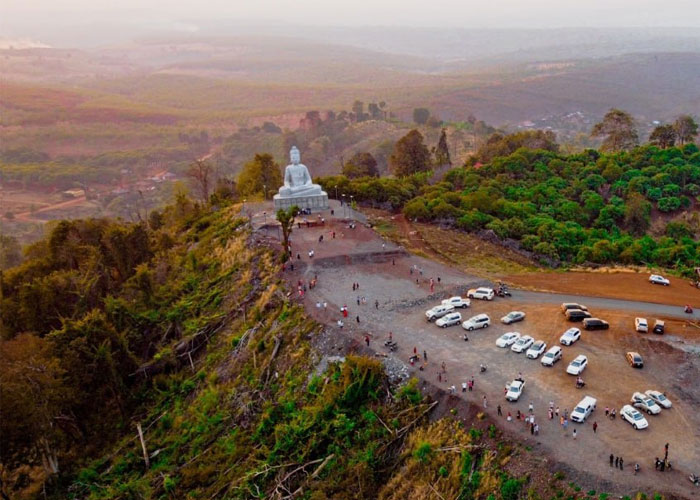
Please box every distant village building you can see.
[61,188,85,199]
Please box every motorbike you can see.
[689,473,700,485]
[575,378,586,389]
[480,364,487,373]
[684,304,694,314]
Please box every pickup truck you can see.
[425,304,455,322]
[441,296,471,309]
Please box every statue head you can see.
[290,146,300,165]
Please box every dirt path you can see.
[275,207,700,499]
[14,196,88,222]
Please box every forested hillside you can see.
[1,191,572,500]
[319,142,700,274]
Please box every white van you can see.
[571,396,597,423]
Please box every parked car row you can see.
[636,316,665,334]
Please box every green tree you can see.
[389,130,431,177]
[0,234,22,269]
[591,108,639,152]
[434,128,451,167]
[412,108,430,125]
[237,153,283,199]
[624,192,651,235]
[673,115,698,145]
[276,205,299,259]
[649,124,676,148]
[342,152,379,178]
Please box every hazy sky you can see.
[3,0,700,29]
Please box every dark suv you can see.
[583,318,609,330]
[566,309,592,322]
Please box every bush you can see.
[657,197,681,212]
[501,478,523,500]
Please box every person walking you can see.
[555,406,560,417]
[364,335,370,347]
[423,350,427,361]
[497,405,502,417]
[593,421,598,433]
[572,429,577,440]
[605,406,609,417]
[619,457,624,470]
[375,299,379,309]
[441,361,446,372]
[413,346,417,355]
[528,402,534,413]
[610,454,614,467]
[389,331,393,341]
[664,442,669,461]
[482,395,488,408]
[615,456,619,468]
[530,422,535,435]
[356,315,360,323]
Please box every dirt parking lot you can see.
[269,206,700,497]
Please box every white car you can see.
[511,335,534,353]
[644,390,672,409]
[631,392,662,415]
[635,317,648,333]
[462,314,491,331]
[570,396,597,423]
[621,404,649,430]
[496,332,521,348]
[526,340,547,359]
[559,328,581,346]
[435,312,462,328]
[566,354,588,375]
[505,379,525,402]
[501,311,526,324]
[425,304,454,322]
[541,346,562,366]
[441,296,471,309]
[467,287,495,301]
[649,274,670,286]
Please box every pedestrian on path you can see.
[483,395,487,408]
[497,405,502,416]
[593,421,598,433]
[573,429,577,440]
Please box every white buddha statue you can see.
[278,146,323,197]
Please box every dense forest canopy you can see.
[320,142,700,273]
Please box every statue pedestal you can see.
[273,192,329,212]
